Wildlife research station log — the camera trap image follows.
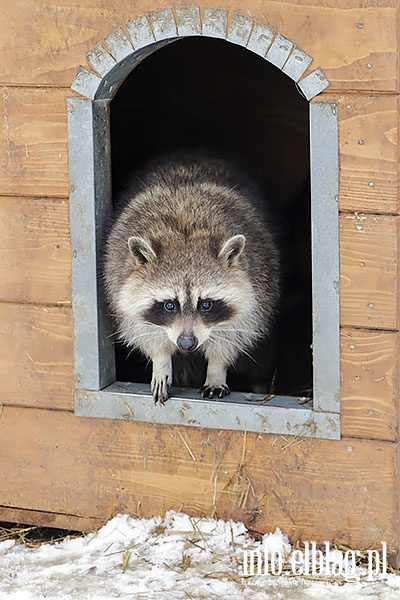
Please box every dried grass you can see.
[0,522,82,548]
[140,445,148,470]
[174,431,197,461]
[121,549,131,573]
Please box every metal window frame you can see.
[67,19,340,439]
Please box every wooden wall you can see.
[0,0,399,565]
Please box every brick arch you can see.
[71,7,329,101]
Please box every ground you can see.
[0,512,399,599]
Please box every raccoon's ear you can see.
[218,234,246,265]
[128,236,157,265]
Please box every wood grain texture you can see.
[0,197,71,304]
[0,87,69,198]
[0,405,398,562]
[1,50,398,209]
[339,213,399,330]
[340,328,398,441]
[0,293,397,442]
[337,95,399,214]
[0,303,73,410]
[0,1,397,91]
[269,1,398,91]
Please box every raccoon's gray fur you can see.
[104,154,280,404]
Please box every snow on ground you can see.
[0,511,399,599]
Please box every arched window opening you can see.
[110,36,312,398]
[67,10,339,438]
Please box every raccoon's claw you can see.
[151,378,170,405]
[199,384,230,399]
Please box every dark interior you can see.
[110,36,312,397]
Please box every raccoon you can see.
[104,154,280,404]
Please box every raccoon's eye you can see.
[199,299,213,313]
[164,300,178,313]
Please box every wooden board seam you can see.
[0,504,100,522]
[0,299,71,308]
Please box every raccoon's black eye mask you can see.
[198,299,235,323]
[142,300,180,326]
[143,298,235,326]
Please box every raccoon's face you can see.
[141,294,236,352]
[116,233,256,352]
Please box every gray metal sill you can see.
[75,384,340,439]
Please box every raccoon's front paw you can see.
[199,384,230,399]
[151,356,172,405]
[151,376,170,405]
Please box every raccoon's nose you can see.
[177,334,198,352]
